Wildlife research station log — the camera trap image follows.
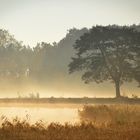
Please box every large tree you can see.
[69,25,140,98]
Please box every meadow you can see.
[0,104,140,140]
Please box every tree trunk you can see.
[115,81,121,98]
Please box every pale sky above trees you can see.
[0,0,140,46]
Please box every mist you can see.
[0,26,139,98]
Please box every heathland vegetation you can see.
[0,105,140,140]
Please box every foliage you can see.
[78,105,140,125]
[0,28,88,83]
[69,25,140,97]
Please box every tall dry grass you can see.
[0,105,140,140]
[78,104,140,125]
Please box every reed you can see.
[0,105,140,140]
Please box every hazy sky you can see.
[0,0,140,47]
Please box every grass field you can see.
[0,104,140,140]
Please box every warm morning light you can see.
[0,0,140,140]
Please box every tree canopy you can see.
[0,28,88,82]
[0,26,140,97]
[69,25,140,97]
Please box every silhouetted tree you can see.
[69,26,140,97]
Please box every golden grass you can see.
[0,105,140,140]
[78,104,140,125]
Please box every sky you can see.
[0,0,140,47]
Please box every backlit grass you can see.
[0,105,140,140]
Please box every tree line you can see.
[0,28,87,82]
[0,25,140,97]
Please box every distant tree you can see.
[69,26,140,98]
[31,42,53,79]
[0,29,33,80]
[134,55,140,86]
[36,92,40,99]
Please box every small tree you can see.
[69,25,140,98]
